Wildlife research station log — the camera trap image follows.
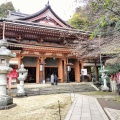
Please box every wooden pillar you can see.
[36,57,40,83]
[43,59,45,81]
[95,62,99,81]
[39,57,45,83]
[74,60,80,82]
[18,54,22,68]
[81,62,84,69]
[79,61,84,82]
[87,66,92,81]
[58,58,63,82]
[63,58,67,82]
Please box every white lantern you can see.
[67,66,71,72]
[40,64,43,71]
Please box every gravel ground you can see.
[0,94,72,120]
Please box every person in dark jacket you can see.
[54,74,58,85]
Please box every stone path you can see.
[65,94,109,120]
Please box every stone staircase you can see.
[24,83,96,96]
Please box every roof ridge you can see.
[17,4,71,28]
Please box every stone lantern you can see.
[0,39,16,108]
[16,64,28,96]
[100,65,109,91]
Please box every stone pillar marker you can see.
[16,64,28,96]
[0,38,16,108]
[100,65,109,91]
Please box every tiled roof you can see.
[17,4,71,28]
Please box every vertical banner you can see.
[40,65,43,71]
[67,66,71,72]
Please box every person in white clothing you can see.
[50,73,54,85]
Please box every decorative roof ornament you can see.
[47,0,49,5]
[17,63,28,73]
[46,0,50,6]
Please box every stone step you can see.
[25,83,96,96]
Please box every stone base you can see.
[0,103,16,110]
[101,85,109,91]
[0,95,13,106]
[16,92,27,97]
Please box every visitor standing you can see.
[50,73,54,85]
[54,74,58,85]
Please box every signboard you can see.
[81,69,87,75]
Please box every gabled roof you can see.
[17,4,71,28]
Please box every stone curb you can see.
[64,97,78,120]
[104,108,115,120]
[94,98,109,120]
[90,82,99,91]
[0,103,17,110]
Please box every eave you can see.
[8,42,71,54]
[0,19,91,45]
[0,18,91,35]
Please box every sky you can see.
[0,0,84,21]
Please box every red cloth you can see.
[7,69,18,79]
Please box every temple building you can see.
[0,3,100,83]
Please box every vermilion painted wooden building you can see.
[0,4,99,83]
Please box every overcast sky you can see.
[0,0,84,20]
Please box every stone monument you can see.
[16,64,28,97]
[0,38,16,109]
[100,65,109,91]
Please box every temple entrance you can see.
[22,57,37,83]
[45,67,58,82]
[69,68,75,82]
[25,67,36,83]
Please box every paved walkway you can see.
[65,94,109,120]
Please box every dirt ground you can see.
[0,94,72,120]
[97,98,120,110]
